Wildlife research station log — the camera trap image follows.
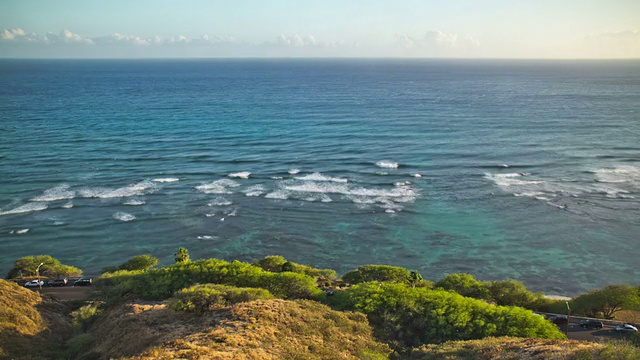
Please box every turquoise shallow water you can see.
[1,59,639,295]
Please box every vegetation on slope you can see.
[0,279,72,359]
[407,337,640,360]
[75,299,390,360]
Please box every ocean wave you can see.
[196,179,240,194]
[243,185,266,197]
[594,166,640,187]
[484,173,543,187]
[265,190,289,200]
[124,199,146,206]
[9,228,30,234]
[152,177,180,183]
[0,202,48,216]
[294,172,348,183]
[79,180,158,199]
[288,169,301,175]
[197,235,217,240]
[208,197,232,206]
[413,173,422,178]
[31,184,75,202]
[61,202,74,209]
[113,212,136,222]
[228,171,251,179]
[376,160,399,169]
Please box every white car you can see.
[615,324,638,333]
[24,280,44,288]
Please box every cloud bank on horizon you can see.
[1,0,639,58]
[1,27,638,58]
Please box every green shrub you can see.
[342,265,413,285]
[71,303,103,333]
[328,282,565,348]
[169,284,273,313]
[435,273,491,300]
[96,258,323,301]
[486,280,547,310]
[253,255,337,279]
[117,254,158,271]
[174,247,190,264]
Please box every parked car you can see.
[615,324,638,333]
[580,320,604,329]
[73,278,92,286]
[549,316,568,326]
[24,280,44,288]
[47,278,68,287]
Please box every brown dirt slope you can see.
[82,299,390,360]
[0,279,72,359]
[407,337,640,360]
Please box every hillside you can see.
[75,299,390,360]
[0,279,72,359]
[407,337,639,360]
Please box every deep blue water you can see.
[1,59,639,295]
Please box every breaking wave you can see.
[228,171,251,179]
[79,180,158,199]
[294,172,348,183]
[152,177,180,183]
[376,160,399,169]
[196,179,240,194]
[31,184,75,202]
[113,212,136,222]
[0,203,48,216]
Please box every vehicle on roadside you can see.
[549,315,568,326]
[615,324,638,333]
[580,320,604,329]
[73,278,92,286]
[24,280,44,288]
[47,278,68,287]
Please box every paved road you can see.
[26,286,92,301]
[565,322,634,342]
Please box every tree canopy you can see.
[7,255,82,279]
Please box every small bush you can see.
[253,255,337,279]
[71,303,102,333]
[342,265,413,285]
[117,254,158,271]
[435,273,491,300]
[169,284,273,313]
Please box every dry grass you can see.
[0,279,72,359]
[81,299,390,359]
[407,337,614,360]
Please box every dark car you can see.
[550,316,568,326]
[580,320,604,329]
[73,278,92,286]
[47,278,68,287]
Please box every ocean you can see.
[1,59,638,295]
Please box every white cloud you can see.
[396,30,480,50]
[584,29,640,58]
[1,28,26,40]
[275,34,318,47]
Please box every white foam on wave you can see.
[484,173,543,187]
[124,199,145,206]
[271,176,284,180]
[197,235,217,240]
[205,213,216,217]
[196,179,240,194]
[152,177,180,183]
[376,161,399,169]
[113,212,135,222]
[595,166,640,187]
[31,184,75,202]
[265,190,289,200]
[9,228,30,234]
[0,202,48,216]
[413,173,422,178]
[79,180,158,199]
[243,185,266,197]
[295,172,348,183]
[208,197,232,206]
[228,171,251,179]
[62,202,74,209]
[288,169,300,175]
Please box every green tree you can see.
[571,285,640,319]
[435,273,490,300]
[486,280,545,309]
[174,247,190,264]
[117,255,158,271]
[409,270,424,288]
[7,255,82,279]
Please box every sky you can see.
[1,0,639,58]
